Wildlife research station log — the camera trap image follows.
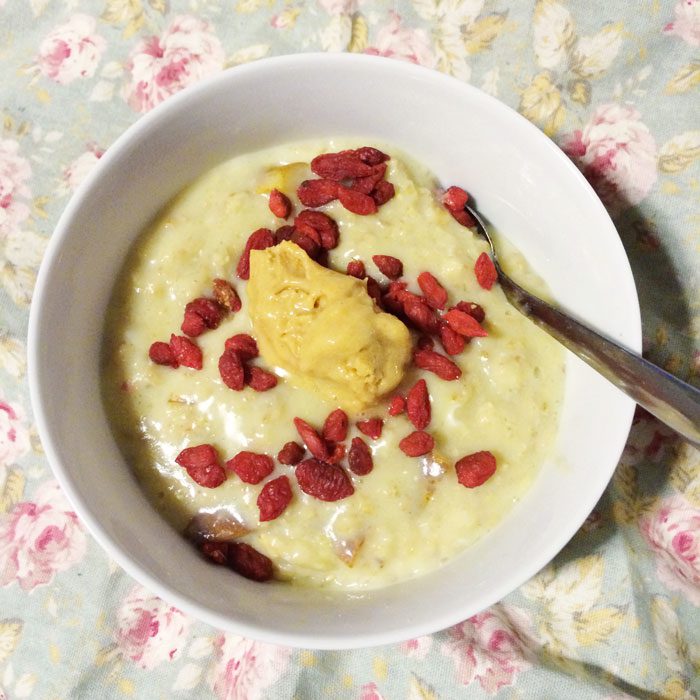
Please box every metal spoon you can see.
[463,202,700,450]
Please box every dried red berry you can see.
[275,225,295,244]
[323,408,348,443]
[337,186,378,215]
[269,188,292,219]
[311,152,375,180]
[365,276,383,306]
[176,444,220,470]
[449,208,477,228]
[371,180,395,206]
[176,444,226,488]
[417,335,435,350]
[212,279,242,312]
[372,255,403,280]
[293,418,330,461]
[327,442,347,465]
[417,271,448,310]
[474,252,498,290]
[348,437,373,476]
[406,379,431,430]
[201,541,229,566]
[294,221,322,246]
[227,451,275,484]
[355,146,390,165]
[439,322,466,355]
[149,341,178,367]
[388,395,406,416]
[351,163,387,195]
[224,334,258,360]
[295,458,354,501]
[218,348,245,390]
[237,228,275,280]
[346,259,366,279]
[413,346,461,381]
[181,307,206,337]
[399,431,435,457]
[456,451,497,488]
[441,186,469,212]
[294,210,339,249]
[183,298,224,336]
[169,334,202,370]
[257,475,293,521]
[186,463,227,488]
[290,230,320,260]
[443,309,488,338]
[246,366,278,392]
[297,179,339,207]
[356,417,383,440]
[453,301,486,323]
[277,441,305,465]
[404,298,439,334]
[227,542,274,581]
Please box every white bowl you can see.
[28,53,640,649]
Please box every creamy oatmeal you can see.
[102,139,564,590]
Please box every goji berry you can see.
[297,179,339,207]
[351,163,387,194]
[388,395,406,416]
[322,408,348,443]
[404,298,439,334]
[277,441,305,465]
[327,442,347,465]
[275,225,295,243]
[413,346,461,381]
[212,279,242,312]
[449,208,477,228]
[290,230,320,260]
[186,463,227,488]
[438,322,466,355]
[346,259,366,279]
[169,334,203,370]
[417,271,448,310]
[355,146,390,165]
[311,152,374,180]
[372,255,403,280]
[453,301,486,323]
[201,541,229,566]
[181,297,224,337]
[399,431,435,457]
[224,334,258,360]
[365,276,383,306]
[371,180,395,206]
[381,281,408,316]
[337,186,378,216]
[417,335,435,350]
[441,185,469,212]
[236,228,275,280]
[269,188,292,219]
[226,451,275,484]
[176,444,220,470]
[293,418,330,461]
[227,542,274,581]
[149,341,178,367]
[455,450,497,488]
[474,252,498,290]
[295,458,354,501]
[356,417,383,440]
[406,378,431,430]
[443,309,488,338]
[246,366,278,392]
[257,475,293,521]
[218,348,245,390]
[294,210,339,249]
[348,437,373,476]
[294,221,322,246]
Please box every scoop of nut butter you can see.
[247,241,411,410]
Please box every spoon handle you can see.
[497,269,700,449]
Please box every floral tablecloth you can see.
[1,1,699,698]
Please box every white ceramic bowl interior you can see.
[28,54,640,649]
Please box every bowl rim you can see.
[27,52,641,649]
